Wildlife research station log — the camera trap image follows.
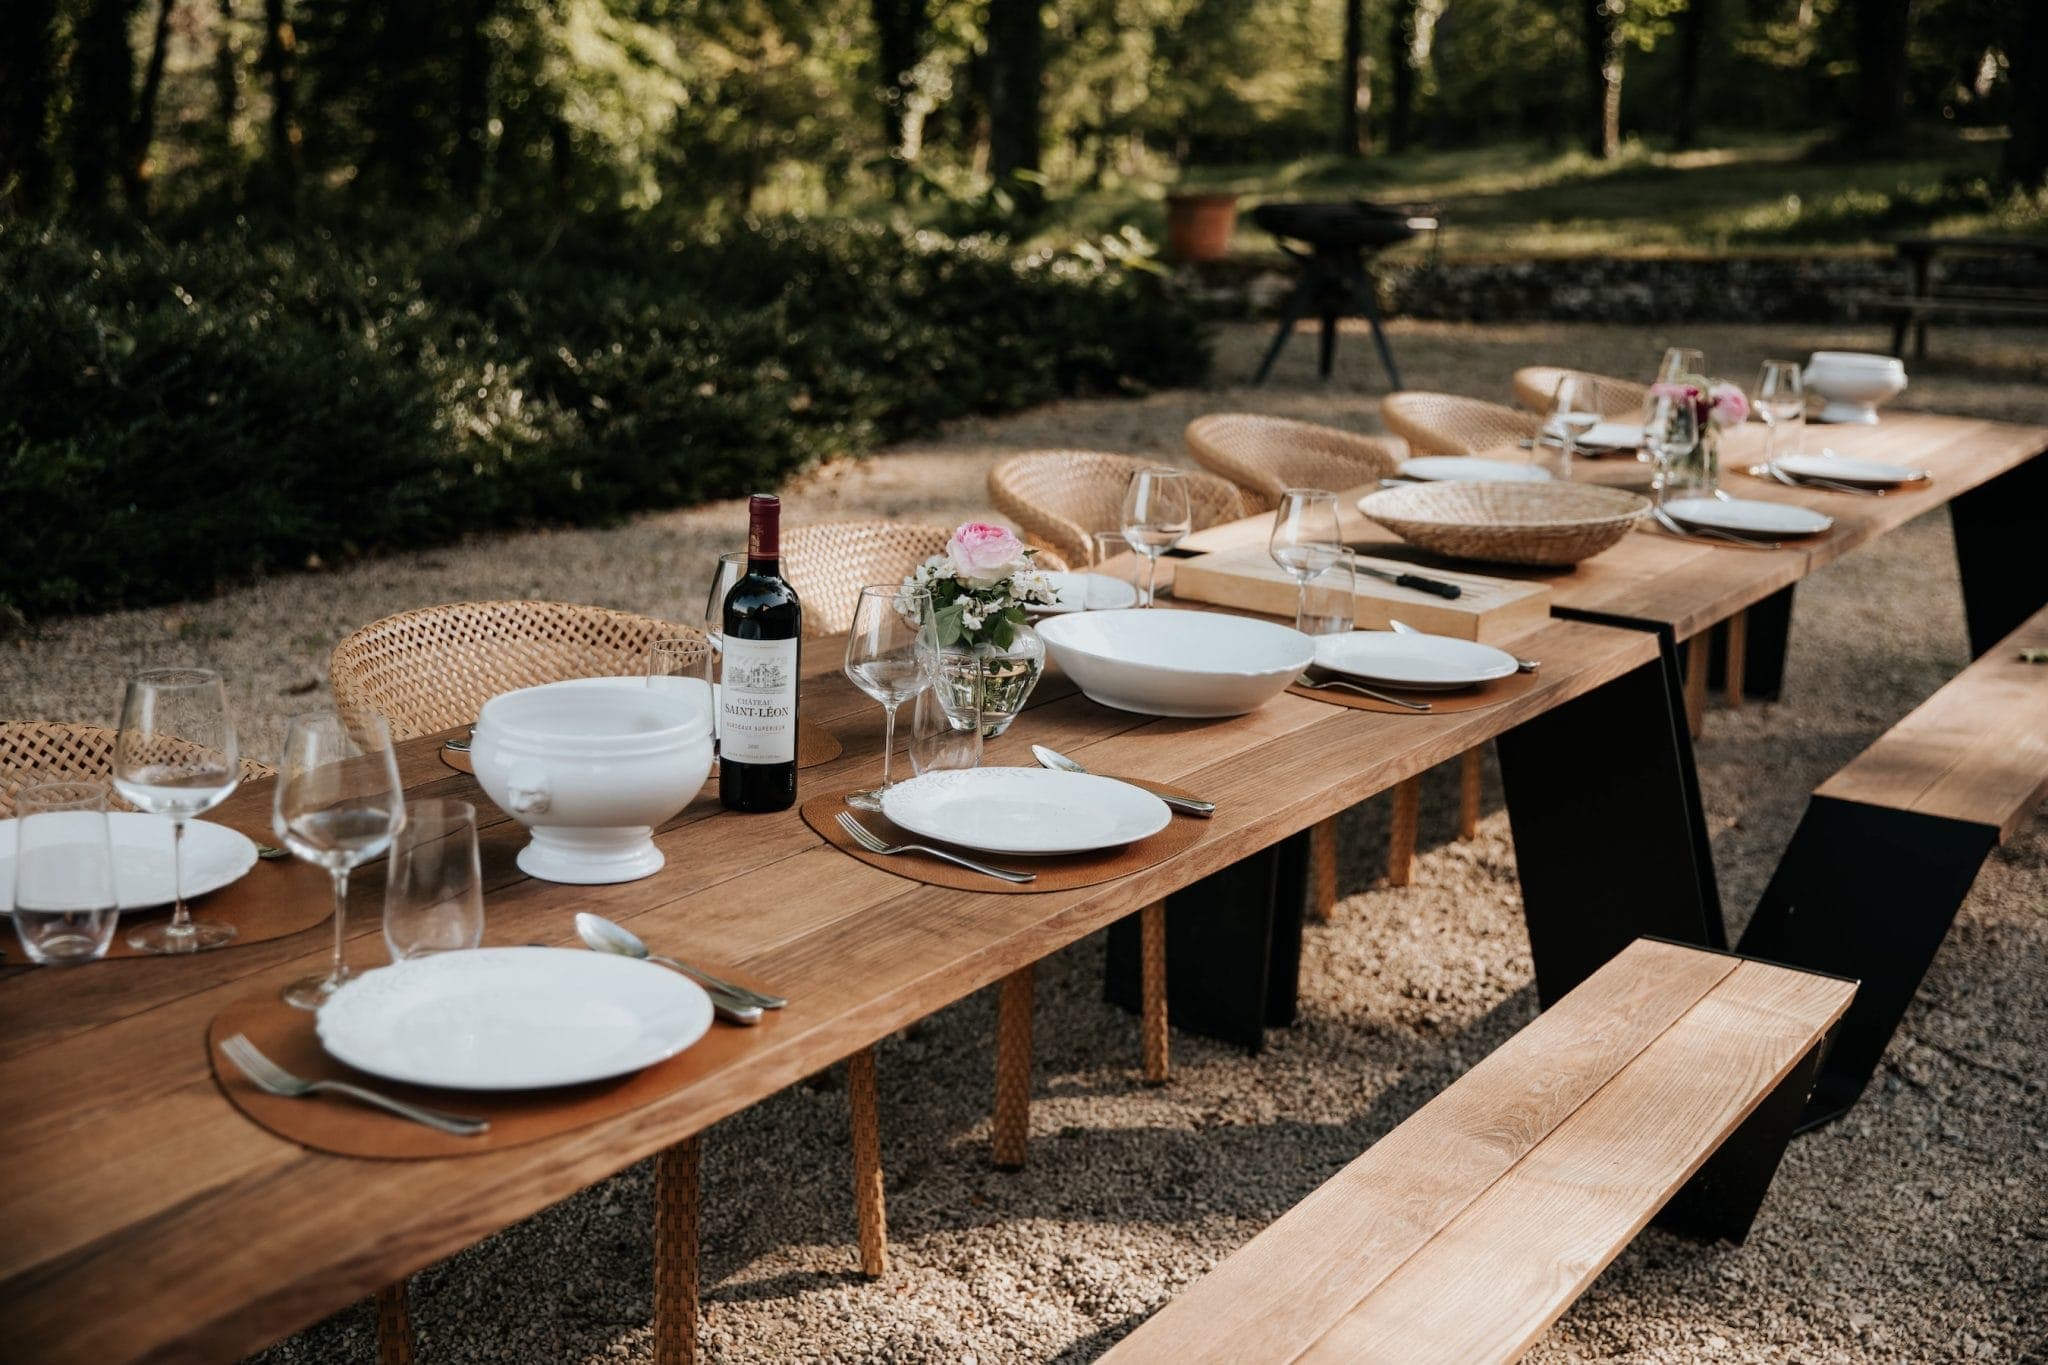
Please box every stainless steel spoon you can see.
[1387,618,1539,674]
[574,913,777,1023]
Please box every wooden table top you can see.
[1178,410,2048,643]
[0,613,1658,1364]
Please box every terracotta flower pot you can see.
[1164,192,1239,263]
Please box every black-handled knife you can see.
[1354,562,1463,599]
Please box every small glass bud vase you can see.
[937,624,1045,738]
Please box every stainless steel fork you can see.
[834,812,1036,884]
[218,1033,489,1136]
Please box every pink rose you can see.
[1650,381,1701,402]
[1709,383,1749,426]
[946,521,1030,588]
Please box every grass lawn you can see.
[1036,129,2047,260]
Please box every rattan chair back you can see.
[1185,414,1406,513]
[329,601,706,741]
[1511,366,1651,418]
[781,522,954,637]
[1379,393,1540,457]
[987,450,1247,570]
[0,722,277,819]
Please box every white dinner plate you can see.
[1662,497,1833,539]
[1028,572,1141,613]
[1312,631,1520,691]
[1397,456,1552,484]
[1773,452,1925,487]
[880,767,1171,856]
[1575,420,1644,451]
[316,947,714,1090]
[0,812,257,911]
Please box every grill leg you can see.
[1253,278,1315,385]
[1318,310,1340,379]
[1350,258,1404,391]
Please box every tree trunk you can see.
[452,0,497,203]
[69,0,136,216]
[124,0,179,213]
[1844,0,1913,153]
[986,0,1042,191]
[260,0,299,203]
[1580,0,1623,159]
[2005,0,2048,188]
[214,0,238,139]
[1340,0,1368,157]
[872,0,927,196]
[1672,0,1713,150]
[0,0,58,214]
[1389,0,1419,154]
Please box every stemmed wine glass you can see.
[1121,467,1192,608]
[1542,373,1601,479]
[274,710,406,1008]
[843,585,937,812]
[1656,347,1705,385]
[701,550,748,652]
[1268,489,1344,632]
[1644,391,1703,506]
[1755,359,1806,467]
[112,668,241,954]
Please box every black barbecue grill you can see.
[1249,200,1438,390]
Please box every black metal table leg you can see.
[1735,796,1997,1129]
[1950,451,2048,658]
[1497,640,1725,1006]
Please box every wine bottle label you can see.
[719,636,797,764]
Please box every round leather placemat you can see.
[799,778,1211,894]
[1287,665,1541,716]
[440,718,842,777]
[49,853,334,963]
[207,987,774,1159]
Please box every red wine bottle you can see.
[719,494,802,812]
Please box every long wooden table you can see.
[3,611,1677,1364]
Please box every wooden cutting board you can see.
[1171,546,1552,643]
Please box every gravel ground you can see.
[7,321,2045,1363]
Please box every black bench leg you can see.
[1950,453,2048,659]
[1889,313,1909,360]
[1654,1028,1835,1245]
[1498,643,1724,1007]
[1103,831,1307,1050]
[1734,797,1997,1129]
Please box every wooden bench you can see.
[1100,939,1855,1364]
[1855,234,2048,359]
[1737,604,2048,1128]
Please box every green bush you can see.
[2,217,1208,622]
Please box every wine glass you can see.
[1645,392,1703,506]
[1756,359,1806,466]
[9,781,120,965]
[1268,489,1344,632]
[1656,347,1705,385]
[112,668,241,954]
[382,799,483,962]
[1296,555,1358,638]
[1121,467,1192,608]
[843,585,936,812]
[1542,373,1601,480]
[701,551,748,652]
[648,634,718,766]
[909,657,982,776]
[274,710,405,1008]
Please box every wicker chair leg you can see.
[1308,817,1340,921]
[653,1135,702,1365]
[1458,748,1483,840]
[1387,776,1421,887]
[1723,610,1748,710]
[1140,901,1170,1085]
[373,1282,414,1365]
[992,966,1034,1170]
[847,1046,889,1278]
[1685,635,1710,737]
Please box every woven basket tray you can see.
[1356,481,1650,566]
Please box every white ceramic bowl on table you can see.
[1803,351,1907,425]
[472,678,712,884]
[1037,608,1314,718]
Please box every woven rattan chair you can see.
[987,451,1247,570]
[1380,393,1538,457]
[782,522,954,637]
[1185,414,1407,513]
[0,722,277,819]
[328,601,708,742]
[1511,366,1650,418]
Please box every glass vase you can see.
[937,624,1045,738]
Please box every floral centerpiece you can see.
[1649,376,1748,496]
[904,522,1059,736]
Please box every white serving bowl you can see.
[472,678,712,884]
[1804,351,1907,425]
[1037,609,1314,718]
